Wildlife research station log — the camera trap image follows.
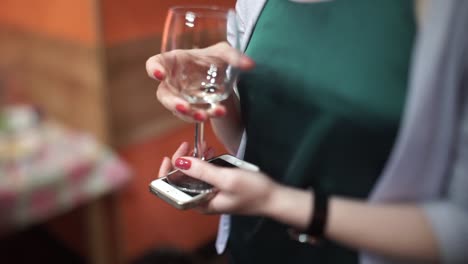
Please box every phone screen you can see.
[209,158,237,168]
[161,177,196,197]
[164,157,238,197]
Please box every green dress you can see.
[230,0,415,263]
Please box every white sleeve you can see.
[423,75,468,263]
[227,1,246,48]
[423,202,468,263]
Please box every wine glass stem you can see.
[193,122,205,160]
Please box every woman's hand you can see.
[172,156,281,216]
[158,145,312,228]
[157,143,278,216]
[146,42,255,123]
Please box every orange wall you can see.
[0,0,235,45]
[101,0,235,45]
[0,0,97,45]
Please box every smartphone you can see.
[149,154,259,210]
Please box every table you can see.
[0,105,132,263]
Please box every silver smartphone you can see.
[149,154,259,210]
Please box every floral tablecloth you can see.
[0,106,131,234]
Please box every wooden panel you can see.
[105,35,183,146]
[0,27,108,140]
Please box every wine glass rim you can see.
[168,5,234,17]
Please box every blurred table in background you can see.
[0,105,132,263]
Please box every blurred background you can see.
[0,0,234,263]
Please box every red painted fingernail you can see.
[153,70,164,80]
[194,112,205,121]
[175,158,191,170]
[175,104,188,114]
[214,108,226,117]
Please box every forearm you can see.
[328,197,439,262]
[210,94,244,155]
[265,185,439,262]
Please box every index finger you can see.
[146,53,169,80]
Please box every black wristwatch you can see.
[288,188,329,244]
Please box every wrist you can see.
[262,184,313,230]
[260,182,283,218]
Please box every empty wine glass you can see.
[161,6,240,193]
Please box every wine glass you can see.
[161,6,240,193]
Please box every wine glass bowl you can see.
[168,53,231,106]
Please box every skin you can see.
[146,43,440,263]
